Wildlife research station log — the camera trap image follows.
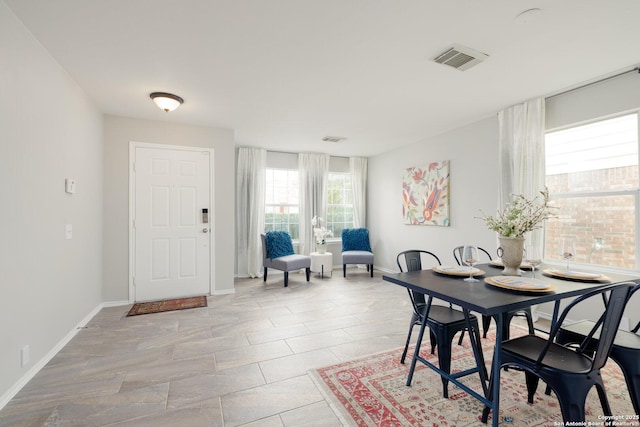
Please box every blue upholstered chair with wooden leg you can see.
[261,232,311,287]
[341,228,374,277]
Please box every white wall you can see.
[368,117,500,271]
[369,69,640,325]
[0,3,103,402]
[103,115,235,300]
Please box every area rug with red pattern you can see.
[126,296,207,316]
[309,328,635,426]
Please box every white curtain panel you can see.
[498,97,546,248]
[350,157,368,228]
[298,153,330,255]
[236,147,266,278]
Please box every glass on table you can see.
[462,245,479,282]
[561,238,575,270]
[525,245,542,278]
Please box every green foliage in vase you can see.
[479,188,556,238]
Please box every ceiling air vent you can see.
[433,44,488,71]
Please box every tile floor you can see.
[0,269,414,426]
[0,268,546,427]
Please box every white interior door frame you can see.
[128,141,216,302]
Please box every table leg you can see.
[482,313,504,426]
[463,309,489,397]
[406,295,432,386]
[551,300,560,329]
[321,265,324,278]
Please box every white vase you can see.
[316,243,327,254]
[497,236,525,276]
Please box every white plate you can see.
[486,276,555,292]
[432,265,484,277]
[544,269,605,280]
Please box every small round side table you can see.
[310,252,333,278]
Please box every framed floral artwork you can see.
[402,161,450,226]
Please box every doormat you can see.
[309,327,633,426]
[126,296,208,317]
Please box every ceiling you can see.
[5,0,640,157]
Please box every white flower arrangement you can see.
[479,188,556,238]
[311,216,333,245]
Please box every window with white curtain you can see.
[264,168,300,239]
[264,154,360,242]
[326,172,354,237]
[544,112,639,270]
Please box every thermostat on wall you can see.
[65,178,76,194]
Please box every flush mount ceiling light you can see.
[150,92,184,112]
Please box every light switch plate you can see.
[65,178,76,194]
[65,224,73,240]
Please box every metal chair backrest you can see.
[453,246,492,265]
[396,250,442,309]
[574,282,640,353]
[396,249,441,273]
[545,282,636,371]
[626,283,640,334]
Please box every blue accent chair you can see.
[341,228,374,277]
[261,233,311,287]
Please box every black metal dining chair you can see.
[453,245,535,340]
[397,249,486,398]
[555,283,640,416]
[481,282,636,424]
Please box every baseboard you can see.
[536,310,552,321]
[373,265,394,274]
[0,302,104,411]
[101,300,131,308]
[213,288,235,295]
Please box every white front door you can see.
[132,145,211,301]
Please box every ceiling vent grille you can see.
[433,44,488,71]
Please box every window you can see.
[326,172,354,238]
[265,169,299,239]
[544,113,639,269]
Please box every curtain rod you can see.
[238,147,352,160]
[546,66,640,100]
[266,149,350,159]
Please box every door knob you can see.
[203,228,209,233]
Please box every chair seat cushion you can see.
[418,304,472,325]
[342,250,374,264]
[269,254,311,271]
[502,335,592,373]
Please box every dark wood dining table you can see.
[383,262,640,427]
